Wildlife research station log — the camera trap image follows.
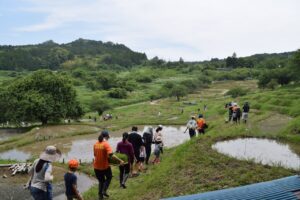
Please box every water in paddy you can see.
[54,172,96,200]
[212,138,300,170]
[0,128,27,141]
[0,126,189,162]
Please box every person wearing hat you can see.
[28,145,61,200]
[94,130,124,199]
[152,125,164,164]
[185,116,197,138]
[64,159,83,200]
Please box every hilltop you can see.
[0,38,147,71]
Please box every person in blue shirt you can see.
[64,159,83,200]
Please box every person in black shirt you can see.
[142,127,153,165]
[242,102,250,123]
[128,126,143,174]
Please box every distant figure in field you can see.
[232,103,241,124]
[197,114,207,135]
[128,126,143,174]
[142,127,154,165]
[204,104,207,111]
[185,116,197,138]
[242,102,250,123]
[225,102,233,122]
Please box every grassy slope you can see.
[81,80,300,200]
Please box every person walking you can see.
[242,102,250,123]
[28,145,61,200]
[128,126,143,174]
[197,114,206,135]
[185,116,197,138]
[232,103,241,124]
[94,130,124,199]
[116,132,134,189]
[142,127,153,165]
[64,159,83,200]
[152,125,164,164]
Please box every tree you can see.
[290,49,300,81]
[169,84,188,101]
[89,96,111,115]
[108,88,127,99]
[1,70,83,125]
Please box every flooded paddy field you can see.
[212,138,300,170]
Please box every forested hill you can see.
[0,39,147,71]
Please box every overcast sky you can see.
[0,0,300,61]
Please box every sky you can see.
[0,0,300,61]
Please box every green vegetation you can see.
[0,70,83,125]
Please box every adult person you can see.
[28,145,61,200]
[128,126,143,174]
[232,103,241,124]
[153,125,164,160]
[225,102,233,122]
[94,130,124,199]
[242,102,250,123]
[185,116,197,138]
[116,132,134,189]
[197,114,206,135]
[142,127,154,165]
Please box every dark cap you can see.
[101,130,110,138]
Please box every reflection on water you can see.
[54,172,96,200]
[212,138,300,170]
[0,149,31,161]
[0,126,189,162]
[0,128,26,141]
[61,126,189,162]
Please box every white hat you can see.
[40,146,61,162]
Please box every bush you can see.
[108,88,127,99]
[225,87,248,98]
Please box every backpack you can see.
[143,132,153,144]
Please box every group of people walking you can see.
[185,114,207,138]
[225,102,250,124]
[93,126,164,199]
[27,125,165,200]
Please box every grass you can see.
[1,80,300,200]
[79,80,300,200]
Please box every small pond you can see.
[0,126,189,162]
[212,138,300,170]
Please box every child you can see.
[139,145,146,171]
[64,159,83,200]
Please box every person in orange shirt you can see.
[197,114,206,135]
[94,130,124,200]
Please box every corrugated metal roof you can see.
[163,176,300,200]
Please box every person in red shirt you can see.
[94,130,124,199]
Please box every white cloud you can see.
[14,0,300,60]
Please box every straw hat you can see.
[40,146,61,162]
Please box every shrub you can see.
[225,87,248,98]
[108,88,127,99]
